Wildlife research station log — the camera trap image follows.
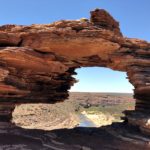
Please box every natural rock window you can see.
[0,9,149,146]
[69,67,135,127]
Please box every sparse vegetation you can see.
[13,92,135,130]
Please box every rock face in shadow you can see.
[0,123,150,150]
[0,9,149,134]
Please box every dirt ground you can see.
[12,92,135,130]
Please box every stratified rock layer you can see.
[0,9,149,134]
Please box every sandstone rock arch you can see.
[0,9,149,134]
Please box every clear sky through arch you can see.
[0,0,149,93]
[70,67,134,93]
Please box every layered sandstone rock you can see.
[0,9,149,134]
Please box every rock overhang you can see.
[0,9,149,133]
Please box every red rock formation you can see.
[0,9,149,134]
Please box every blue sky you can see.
[0,0,149,93]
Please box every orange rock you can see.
[0,9,149,134]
